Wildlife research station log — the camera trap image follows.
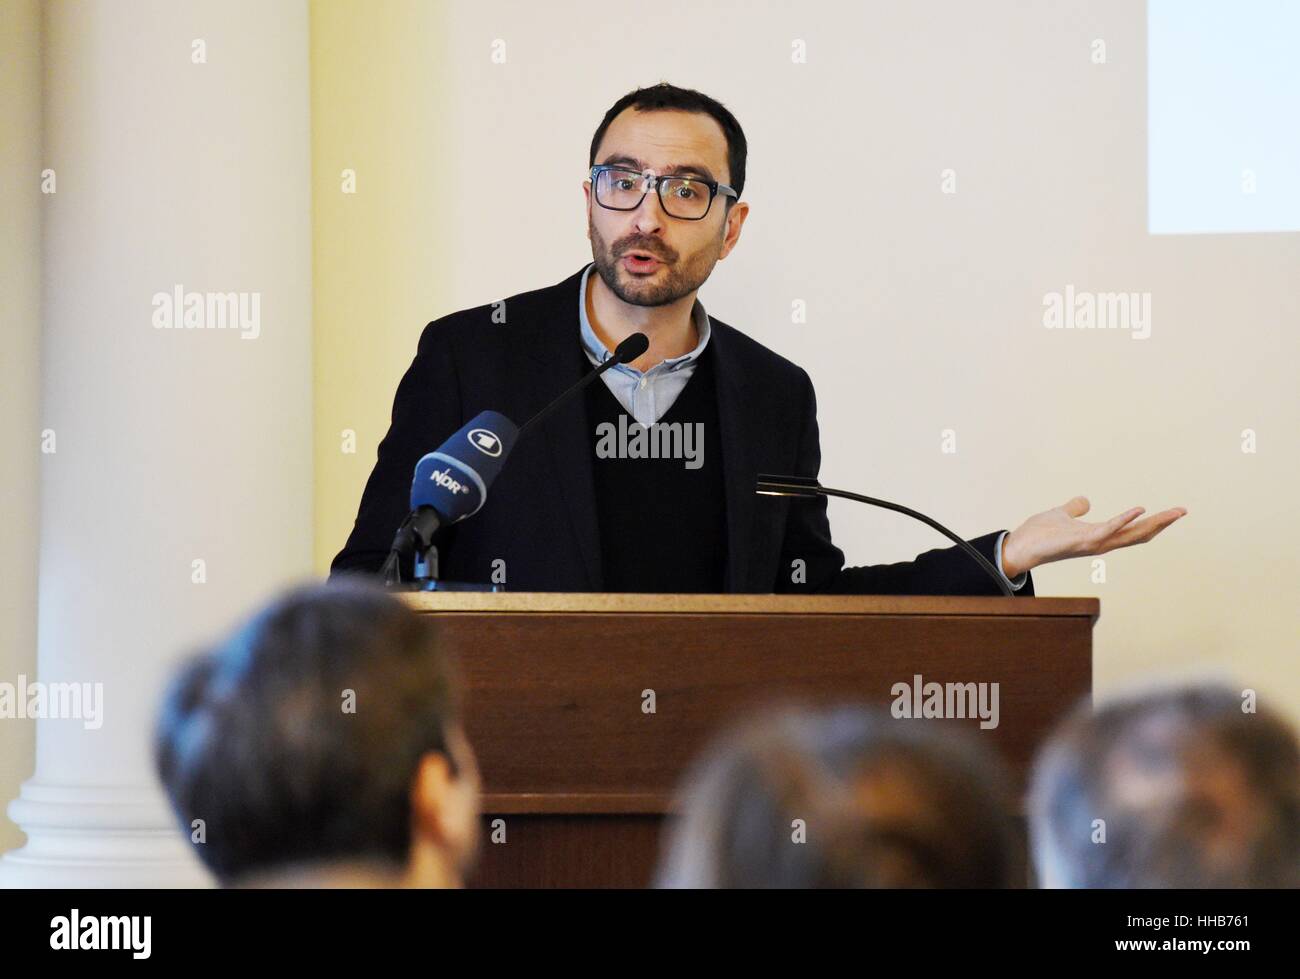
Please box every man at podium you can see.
[331,83,1184,594]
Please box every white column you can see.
[1,0,314,887]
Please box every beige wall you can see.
[311,1,1300,721]
[0,0,42,854]
[311,0,459,573]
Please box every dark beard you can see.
[589,227,712,308]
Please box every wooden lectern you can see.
[403,593,1098,888]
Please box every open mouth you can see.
[623,252,663,273]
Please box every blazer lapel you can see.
[709,324,757,592]
[522,270,603,590]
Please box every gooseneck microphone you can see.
[517,332,649,441]
[383,410,519,585]
[754,474,1016,597]
[382,332,649,587]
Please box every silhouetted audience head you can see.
[155,579,479,887]
[1029,684,1300,888]
[656,706,1022,888]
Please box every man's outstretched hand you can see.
[1000,496,1188,580]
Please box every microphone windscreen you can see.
[410,410,519,522]
[614,332,649,364]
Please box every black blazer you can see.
[331,265,1034,597]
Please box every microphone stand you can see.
[381,334,649,593]
[516,341,639,442]
[755,474,1016,597]
[382,513,502,592]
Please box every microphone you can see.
[383,410,518,583]
[755,474,1016,597]
[517,332,649,441]
[382,332,647,584]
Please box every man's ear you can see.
[410,751,456,844]
[719,200,749,261]
[410,730,480,860]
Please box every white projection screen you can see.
[1148,0,1300,234]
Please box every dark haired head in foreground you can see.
[1030,683,1300,888]
[154,580,479,887]
[656,706,1023,888]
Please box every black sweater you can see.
[585,340,726,593]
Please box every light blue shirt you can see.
[578,261,711,428]
[575,260,1026,590]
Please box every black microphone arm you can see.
[517,332,649,442]
[383,333,651,586]
[754,474,1016,597]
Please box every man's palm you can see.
[1002,496,1187,579]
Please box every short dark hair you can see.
[154,580,461,883]
[1030,685,1300,888]
[589,82,748,203]
[656,706,1023,888]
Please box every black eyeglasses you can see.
[590,164,738,221]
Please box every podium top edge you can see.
[398,592,1100,621]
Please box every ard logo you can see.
[468,428,502,457]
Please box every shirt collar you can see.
[578,261,711,375]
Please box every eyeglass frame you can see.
[589,164,739,221]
